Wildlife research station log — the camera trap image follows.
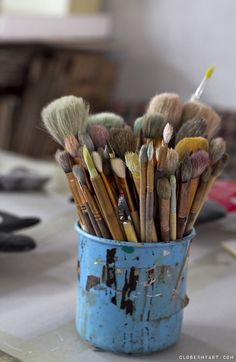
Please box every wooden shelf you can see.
[0,14,111,43]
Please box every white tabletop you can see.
[0,190,236,361]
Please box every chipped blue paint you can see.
[75,224,195,354]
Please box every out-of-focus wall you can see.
[108,0,236,110]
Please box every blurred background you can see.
[0,1,236,359]
[0,0,235,167]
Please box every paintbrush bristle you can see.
[181,101,221,139]
[72,165,86,185]
[55,150,74,173]
[64,135,80,158]
[175,137,209,160]
[166,148,179,175]
[109,128,136,159]
[170,174,176,187]
[181,155,192,182]
[163,122,174,144]
[78,134,94,152]
[175,117,207,145]
[209,137,226,164]
[139,144,148,164]
[147,141,154,161]
[83,145,98,179]
[142,113,165,139]
[88,124,110,148]
[92,151,103,173]
[88,112,124,129]
[157,177,171,199]
[125,152,140,176]
[42,95,89,145]
[190,150,209,178]
[111,158,126,179]
[134,116,144,136]
[147,93,183,129]
[211,153,229,177]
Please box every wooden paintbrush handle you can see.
[132,175,140,197]
[177,182,189,239]
[85,203,102,237]
[101,173,117,210]
[140,163,147,242]
[130,210,140,240]
[92,175,124,240]
[83,210,96,235]
[170,178,177,241]
[84,186,111,239]
[187,177,200,213]
[185,181,208,234]
[66,173,86,230]
[146,191,154,242]
[159,199,170,241]
[123,221,138,242]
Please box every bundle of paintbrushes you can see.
[42,66,228,243]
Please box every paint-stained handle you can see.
[177,182,189,239]
[92,175,124,240]
[123,221,138,242]
[146,191,154,242]
[159,199,170,242]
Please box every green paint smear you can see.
[122,246,135,254]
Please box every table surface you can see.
[0,191,236,362]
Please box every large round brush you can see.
[147,93,183,130]
[142,113,165,146]
[175,137,209,160]
[88,112,124,129]
[175,117,207,145]
[42,95,89,146]
[133,116,144,136]
[109,128,136,160]
[88,124,110,149]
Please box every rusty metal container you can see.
[75,225,195,354]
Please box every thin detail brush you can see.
[83,146,124,240]
[139,144,147,242]
[170,175,177,241]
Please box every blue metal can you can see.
[75,225,195,354]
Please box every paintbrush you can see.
[55,150,91,233]
[157,177,171,241]
[170,175,177,240]
[142,113,165,146]
[118,192,138,242]
[109,128,136,160]
[209,137,226,165]
[187,150,209,212]
[125,152,140,195]
[147,93,183,131]
[88,112,124,129]
[162,122,174,146]
[191,65,215,102]
[83,145,124,240]
[185,166,212,234]
[133,116,144,136]
[92,151,118,209]
[146,142,158,242]
[78,134,94,152]
[110,157,140,239]
[72,165,102,237]
[177,155,192,239]
[191,65,215,101]
[139,144,147,242]
[88,124,110,148]
[175,137,209,160]
[175,117,207,145]
[73,165,111,239]
[42,95,89,146]
[197,153,229,213]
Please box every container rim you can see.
[75,223,196,249]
